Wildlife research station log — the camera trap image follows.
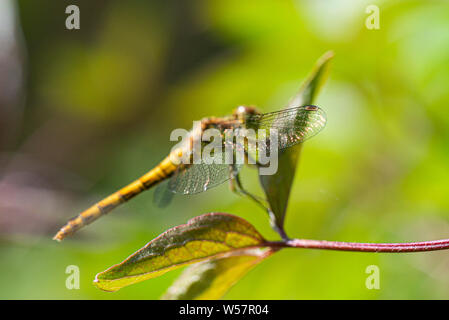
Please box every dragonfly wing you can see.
[153,180,175,208]
[168,163,241,195]
[245,105,326,150]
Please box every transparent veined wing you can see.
[153,180,175,208]
[244,105,326,150]
[168,162,242,195]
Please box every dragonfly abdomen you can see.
[53,154,179,241]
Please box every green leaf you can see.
[259,51,334,233]
[94,213,265,292]
[161,248,274,300]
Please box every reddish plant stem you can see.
[264,238,449,253]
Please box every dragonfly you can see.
[53,104,326,241]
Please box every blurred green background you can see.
[1,0,449,299]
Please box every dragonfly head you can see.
[232,105,260,121]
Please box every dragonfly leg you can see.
[229,175,238,193]
[230,169,290,241]
[244,148,270,168]
[231,172,268,211]
[243,150,258,168]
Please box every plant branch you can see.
[263,238,449,253]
